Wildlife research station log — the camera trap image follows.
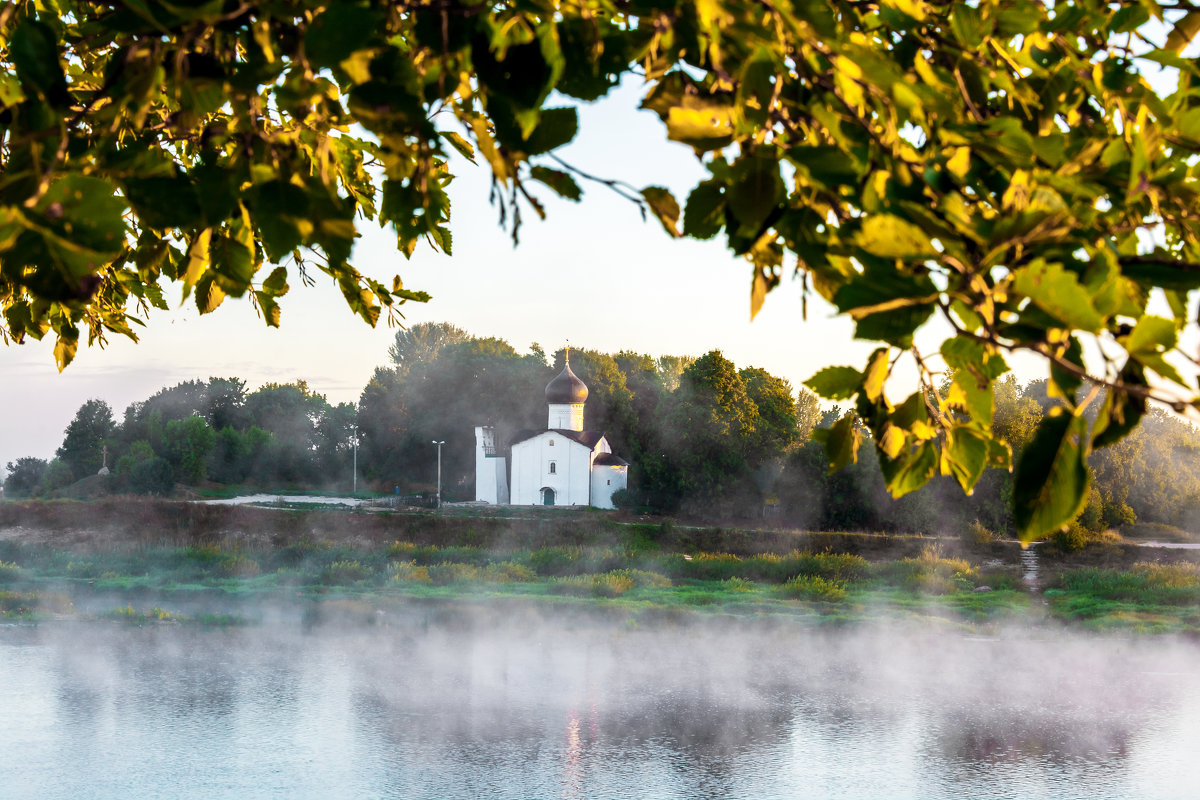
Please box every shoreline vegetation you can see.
[2,500,1199,635]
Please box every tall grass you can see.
[882,547,976,594]
[1057,562,1200,605]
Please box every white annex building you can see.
[474,353,629,508]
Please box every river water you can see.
[2,610,1198,800]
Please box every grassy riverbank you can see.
[1,499,1198,633]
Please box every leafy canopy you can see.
[5,0,1200,538]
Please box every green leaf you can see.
[641,187,681,237]
[521,107,578,155]
[250,179,312,262]
[1047,335,1084,405]
[727,152,784,237]
[1122,315,1186,385]
[1013,412,1090,542]
[1011,260,1105,333]
[123,176,203,231]
[683,180,726,240]
[304,4,378,68]
[940,425,991,494]
[11,19,67,106]
[821,413,863,472]
[530,167,582,201]
[879,440,937,497]
[1091,363,1147,450]
[854,214,937,259]
[262,266,290,295]
[805,366,862,400]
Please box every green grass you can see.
[0,534,1196,632]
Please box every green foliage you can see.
[884,548,977,595]
[6,1,1200,532]
[3,457,47,498]
[550,571,636,598]
[1056,563,1200,606]
[0,561,22,583]
[781,575,848,603]
[130,457,174,495]
[56,399,115,478]
[40,459,74,494]
[1047,524,1123,553]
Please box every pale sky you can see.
[0,80,944,472]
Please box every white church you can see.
[474,353,629,508]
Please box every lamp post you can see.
[350,424,359,495]
[431,440,444,508]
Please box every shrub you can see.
[321,560,370,583]
[598,568,671,588]
[388,560,432,584]
[485,561,537,583]
[722,577,756,593]
[781,575,847,602]
[0,590,36,616]
[529,547,582,576]
[428,562,482,585]
[550,572,636,598]
[1049,524,1123,552]
[0,561,22,583]
[1058,563,1200,605]
[216,554,260,578]
[886,547,976,594]
[964,520,996,547]
[130,457,174,495]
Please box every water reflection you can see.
[1,616,1199,799]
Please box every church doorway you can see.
[541,487,556,506]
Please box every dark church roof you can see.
[545,361,588,404]
[593,453,629,467]
[510,429,605,448]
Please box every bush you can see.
[721,577,756,593]
[1048,523,1123,552]
[130,457,174,495]
[321,560,370,583]
[0,562,22,584]
[550,571,636,598]
[1058,563,1200,605]
[388,560,432,584]
[781,575,847,602]
[963,520,996,547]
[529,547,582,576]
[216,554,260,578]
[885,546,976,594]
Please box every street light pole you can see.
[350,424,359,494]
[431,440,444,508]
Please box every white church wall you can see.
[511,432,592,505]
[474,426,509,504]
[547,403,584,431]
[590,465,628,510]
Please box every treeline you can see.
[3,379,355,497]
[6,322,1200,537]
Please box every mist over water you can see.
[3,613,1199,800]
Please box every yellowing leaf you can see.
[855,214,936,258]
[1011,260,1104,333]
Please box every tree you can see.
[3,457,46,498]
[667,351,762,507]
[388,322,470,377]
[8,2,1200,538]
[56,398,115,479]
